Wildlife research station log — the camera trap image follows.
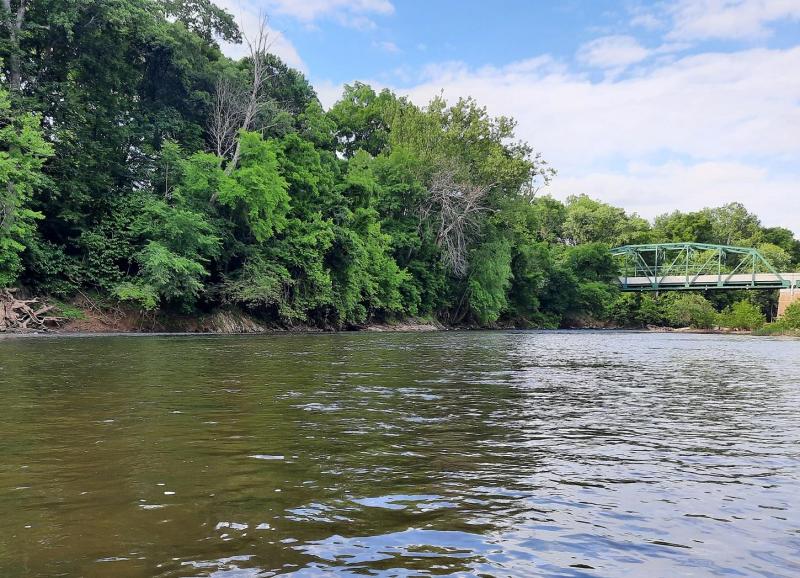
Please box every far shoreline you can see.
[2,324,797,339]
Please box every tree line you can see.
[2,1,798,329]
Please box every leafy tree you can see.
[217,131,289,242]
[158,0,241,44]
[0,86,52,286]
[328,82,401,157]
[330,208,408,324]
[718,300,766,330]
[664,293,717,329]
[778,301,800,329]
[761,228,800,266]
[705,202,762,246]
[111,190,220,310]
[562,242,618,283]
[466,239,513,324]
[757,243,792,272]
[116,241,208,310]
[562,195,650,246]
[575,281,618,319]
[507,241,555,325]
[608,293,665,328]
[652,210,714,243]
[1,1,796,332]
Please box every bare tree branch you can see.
[225,14,273,173]
[209,75,246,159]
[418,166,492,277]
[208,13,277,204]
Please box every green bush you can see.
[607,293,665,327]
[52,301,86,320]
[718,300,766,330]
[757,301,800,335]
[665,293,717,329]
[779,301,800,329]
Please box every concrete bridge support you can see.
[778,288,800,318]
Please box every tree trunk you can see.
[2,0,26,91]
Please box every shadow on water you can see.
[1,331,799,577]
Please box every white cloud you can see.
[214,0,305,70]
[212,0,396,67]
[666,0,800,41]
[374,40,400,53]
[630,10,663,30]
[400,47,800,164]
[320,45,800,229]
[314,79,346,109]
[577,35,650,69]
[265,0,394,28]
[548,161,799,230]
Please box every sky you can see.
[214,0,800,232]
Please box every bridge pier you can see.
[778,288,800,318]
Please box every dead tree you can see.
[209,15,274,175]
[418,166,491,277]
[209,75,247,161]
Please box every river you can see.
[1,331,799,577]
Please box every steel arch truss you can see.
[611,243,789,291]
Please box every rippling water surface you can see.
[1,331,799,577]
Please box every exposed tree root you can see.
[0,288,63,331]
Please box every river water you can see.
[1,331,799,577]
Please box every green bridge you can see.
[611,243,800,292]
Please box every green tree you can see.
[608,293,665,328]
[466,239,513,324]
[652,210,714,243]
[761,227,800,265]
[0,86,52,286]
[757,243,792,272]
[328,82,402,157]
[719,300,766,330]
[778,301,800,329]
[158,0,241,44]
[562,195,650,246]
[665,293,717,329]
[217,131,290,242]
[705,202,762,246]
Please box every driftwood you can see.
[0,288,64,331]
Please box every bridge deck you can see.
[619,273,800,291]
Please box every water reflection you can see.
[1,331,799,577]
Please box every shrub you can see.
[52,301,86,320]
[665,293,717,329]
[757,301,800,335]
[779,301,800,329]
[608,293,665,327]
[718,300,765,330]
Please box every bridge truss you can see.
[611,243,790,291]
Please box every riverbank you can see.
[0,303,449,335]
[1,294,797,337]
[2,319,794,338]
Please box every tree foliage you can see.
[718,300,766,330]
[1,1,796,330]
[665,293,717,329]
[0,85,52,286]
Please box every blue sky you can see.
[217,0,800,233]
